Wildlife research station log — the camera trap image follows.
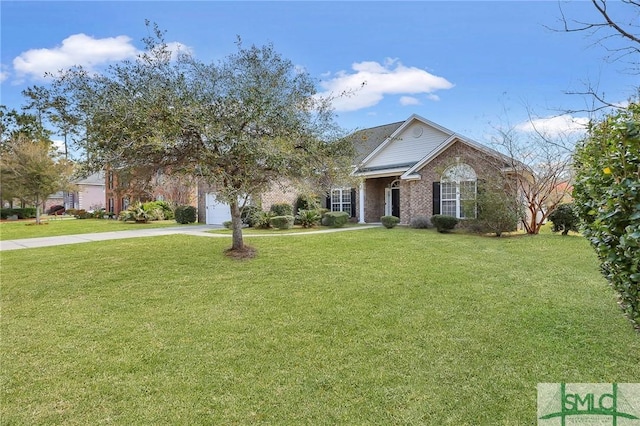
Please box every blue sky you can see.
[1,1,637,145]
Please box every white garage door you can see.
[205,193,231,225]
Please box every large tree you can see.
[0,135,74,224]
[51,25,353,255]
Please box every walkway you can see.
[0,225,378,251]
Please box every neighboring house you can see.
[201,114,516,225]
[44,172,106,212]
[105,168,198,216]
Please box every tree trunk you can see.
[230,201,244,251]
[35,198,42,225]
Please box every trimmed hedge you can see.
[270,203,293,217]
[270,215,295,230]
[1,208,37,219]
[174,205,197,224]
[381,215,400,229]
[409,216,432,229]
[322,211,349,228]
[431,214,458,233]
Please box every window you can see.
[441,164,477,219]
[331,188,352,216]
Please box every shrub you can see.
[0,208,36,219]
[174,205,197,224]
[119,203,150,223]
[475,185,522,237]
[223,220,233,229]
[142,201,174,221]
[270,203,293,217]
[431,215,458,233]
[74,209,91,219]
[381,215,400,229]
[573,102,640,330]
[409,216,432,229]
[294,195,319,215]
[296,209,321,228]
[241,205,261,227]
[270,215,295,230]
[323,211,349,228]
[253,210,275,229]
[548,203,579,236]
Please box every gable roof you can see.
[352,114,510,179]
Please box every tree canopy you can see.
[50,25,354,254]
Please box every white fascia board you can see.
[353,167,410,178]
[401,173,421,181]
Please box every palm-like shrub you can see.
[119,202,150,223]
[296,209,321,228]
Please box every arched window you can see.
[441,163,477,219]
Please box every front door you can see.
[385,180,400,219]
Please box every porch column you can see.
[358,180,366,224]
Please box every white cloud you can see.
[399,96,421,106]
[318,58,454,112]
[515,114,589,137]
[0,67,8,83]
[13,33,140,81]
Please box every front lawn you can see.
[0,218,193,241]
[1,228,638,424]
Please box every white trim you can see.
[353,167,410,178]
[358,181,365,224]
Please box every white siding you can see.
[365,123,449,169]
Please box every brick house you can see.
[201,114,514,225]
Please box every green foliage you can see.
[241,205,261,227]
[49,23,355,252]
[270,215,295,230]
[381,215,400,229]
[475,185,522,237]
[142,201,174,220]
[409,216,432,229]
[548,203,579,236]
[294,194,319,215]
[174,205,197,224]
[431,215,459,233]
[573,102,640,330]
[0,208,37,219]
[223,220,233,230]
[322,211,349,228]
[0,135,74,223]
[119,202,151,223]
[74,209,92,219]
[270,203,293,217]
[296,209,321,228]
[252,210,275,229]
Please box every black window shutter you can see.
[350,188,357,218]
[432,182,440,215]
[325,193,331,210]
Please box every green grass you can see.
[0,218,194,241]
[1,228,638,424]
